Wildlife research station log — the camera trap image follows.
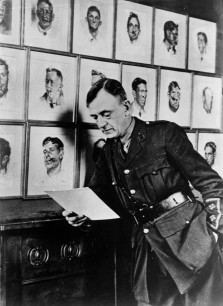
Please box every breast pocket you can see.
[135,156,171,200]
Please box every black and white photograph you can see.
[28,51,76,122]
[0,0,21,45]
[188,17,216,73]
[0,48,26,120]
[122,64,157,121]
[115,0,153,64]
[27,126,75,196]
[0,124,23,197]
[198,132,223,179]
[72,0,114,58]
[158,69,191,126]
[24,0,70,51]
[191,75,222,129]
[154,9,187,68]
[78,58,120,123]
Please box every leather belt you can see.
[130,191,193,225]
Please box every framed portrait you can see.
[0,124,23,198]
[191,75,222,130]
[78,58,120,123]
[158,70,191,127]
[79,128,106,187]
[154,9,187,69]
[24,0,70,51]
[188,18,216,73]
[28,51,77,122]
[122,64,157,121]
[0,0,21,45]
[0,47,26,120]
[115,0,153,64]
[26,126,75,197]
[198,132,223,179]
[72,0,114,58]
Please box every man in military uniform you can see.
[63,79,223,306]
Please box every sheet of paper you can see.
[46,187,120,220]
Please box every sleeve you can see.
[165,122,223,235]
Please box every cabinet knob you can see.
[61,242,80,261]
[27,246,49,266]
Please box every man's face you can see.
[0,0,6,23]
[204,146,215,167]
[166,28,178,46]
[0,64,8,98]
[203,88,213,110]
[37,1,54,30]
[128,17,140,42]
[87,10,101,32]
[133,83,147,108]
[88,89,130,139]
[43,141,64,173]
[197,34,206,53]
[45,71,62,100]
[168,86,181,112]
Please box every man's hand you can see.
[62,210,92,231]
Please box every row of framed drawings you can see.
[1,47,222,130]
[1,124,223,198]
[1,0,217,73]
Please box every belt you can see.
[130,191,194,225]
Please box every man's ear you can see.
[59,149,64,160]
[123,99,131,113]
[2,155,9,166]
[132,90,136,100]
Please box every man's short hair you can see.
[91,69,106,79]
[164,21,178,38]
[204,141,216,154]
[46,67,63,82]
[132,77,147,91]
[87,6,101,19]
[42,137,64,150]
[86,78,127,107]
[197,32,208,44]
[168,81,180,94]
[0,138,11,158]
[127,12,140,30]
[0,58,9,75]
[37,0,53,9]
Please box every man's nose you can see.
[97,116,106,128]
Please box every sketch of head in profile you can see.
[0,58,9,100]
[204,141,216,167]
[0,137,11,176]
[167,81,181,113]
[0,0,11,35]
[42,136,64,177]
[197,32,208,61]
[34,0,55,35]
[40,67,64,109]
[127,12,141,44]
[91,69,106,86]
[86,5,102,41]
[163,21,178,55]
[202,86,213,114]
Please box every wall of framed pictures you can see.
[0,0,223,201]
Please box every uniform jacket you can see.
[89,118,223,293]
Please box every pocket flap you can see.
[135,156,169,178]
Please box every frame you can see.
[28,51,76,122]
[188,18,216,73]
[122,64,157,121]
[72,0,114,58]
[115,0,153,64]
[0,124,23,197]
[24,0,70,51]
[78,58,120,123]
[198,132,223,179]
[0,0,21,45]
[27,126,75,197]
[79,128,106,187]
[191,75,222,129]
[158,69,191,127]
[154,9,187,69]
[0,47,26,120]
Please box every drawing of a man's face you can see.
[197,32,207,54]
[163,21,178,54]
[36,0,54,30]
[127,13,140,42]
[0,0,6,24]
[202,87,213,114]
[168,81,181,112]
[204,142,216,167]
[0,59,9,98]
[0,137,11,174]
[42,137,64,176]
[134,83,147,108]
[45,69,63,101]
[86,6,101,34]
